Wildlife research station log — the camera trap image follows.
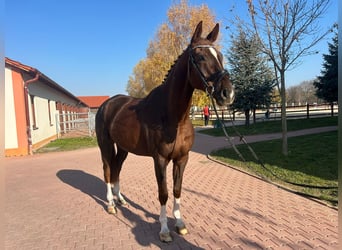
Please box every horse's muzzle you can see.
[214,87,234,106]
[222,87,235,104]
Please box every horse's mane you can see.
[161,47,189,85]
[135,47,190,111]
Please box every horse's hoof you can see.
[176,225,188,235]
[107,205,117,214]
[159,232,172,242]
[118,198,128,206]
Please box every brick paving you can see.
[4,127,338,249]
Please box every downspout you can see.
[23,70,40,155]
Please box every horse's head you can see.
[188,21,234,106]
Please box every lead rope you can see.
[207,93,338,191]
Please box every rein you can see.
[206,93,338,194]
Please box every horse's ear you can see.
[191,21,203,43]
[207,23,219,43]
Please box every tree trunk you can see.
[253,108,256,124]
[245,109,250,127]
[330,102,334,116]
[280,71,288,156]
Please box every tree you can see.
[227,26,274,126]
[314,30,338,116]
[246,0,333,155]
[300,80,318,104]
[126,0,218,108]
[287,80,319,105]
[286,85,301,105]
[271,88,281,105]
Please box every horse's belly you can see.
[109,114,153,156]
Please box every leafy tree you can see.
[314,30,338,116]
[126,0,218,108]
[227,26,274,126]
[246,0,334,155]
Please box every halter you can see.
[189,45,229,95]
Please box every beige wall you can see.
[5,68,18,149]
[29,96,57,145]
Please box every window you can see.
[30,95,38,130]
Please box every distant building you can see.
[78,96,109,113]
[5,57,89,156]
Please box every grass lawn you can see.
[35,137,98,153]
[210,131,338,206]
[198,116,337,136]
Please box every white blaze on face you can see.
[209,47,220,65]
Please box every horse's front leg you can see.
[154,155,172,242]
[106,183,116,214]
[172,154,189,235]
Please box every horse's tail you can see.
[95,103,106,145]
[95,101,115,172]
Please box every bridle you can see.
[188,45,229,95]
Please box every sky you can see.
[5,0,338,97]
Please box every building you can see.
[78,96,109,113]
[5,57,89,156]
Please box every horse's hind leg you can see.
[97,132,117,214]
[111,146,128,206]
[172,154,189,236]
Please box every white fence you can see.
[55,112,95,138]
[54,104,337,138]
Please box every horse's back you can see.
[95,94,137,143]
[96,94,135,121]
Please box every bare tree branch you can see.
[246,0,333,155]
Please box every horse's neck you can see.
[163,52,194,124]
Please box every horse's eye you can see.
[197,55,205,61]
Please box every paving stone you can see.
[4,127,338,249]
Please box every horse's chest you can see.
[161,125,194,158]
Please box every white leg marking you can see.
[159,205,169,234]
[173,198,181,220]
[173,198,184,227]
[113,182,120,197]
[173,198,187,235]
[106,183,115,206]
[113,181,127,205]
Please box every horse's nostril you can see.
[222,88,228,98]
[221,88,234,103]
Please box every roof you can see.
[5,57,88,107]
[77,96,110,108]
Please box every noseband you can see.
[189,45,229,94]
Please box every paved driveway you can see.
[4,130,338,249]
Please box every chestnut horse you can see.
[95,21,234,242]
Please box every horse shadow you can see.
[57,169,204,249]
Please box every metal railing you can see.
[191,103,338,122]
[55,112,95,138]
